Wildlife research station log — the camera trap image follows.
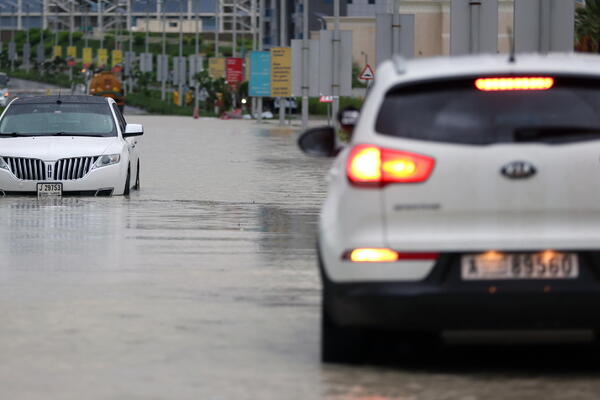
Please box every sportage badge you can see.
[501,161,537,179]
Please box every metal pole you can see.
[99,0,104,49]
[279,0,286,126]
[392,0,400,55]
[145,0,150,53]
[161,0,166,101]
[301,0,309,129]
[128,0,133,94]
[233,2,237,57]
[178,0,184,106]
[250,0,256,118]
[40,0,45,72]
[194,0,200,114]
[69,0,73,83]
[257,0,263,122]
[11,5,15,71]
[25,4,30,72]
[84,5,88,48]
[332,0,340,125]
[215,0,220,56]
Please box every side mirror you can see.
[298,126,336,157]
[123,123,144,137]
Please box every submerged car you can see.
[299,53,600,363]
[0,95,142,196]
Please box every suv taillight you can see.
[346,144,435,187]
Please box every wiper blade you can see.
[50,132,105,137]
[0,132,33,137]
[514,126,600,143]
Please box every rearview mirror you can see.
[123,123,144,138]
[298,126,336,157]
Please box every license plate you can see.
[37,182,62,197]
[461,251,578,280]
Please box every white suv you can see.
[299,53,600,363]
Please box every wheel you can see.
[134,161,140,190]
[123,167,130,196]
[321,304,367,364]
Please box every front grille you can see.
[54,156,98,180]
[2,157,46,180]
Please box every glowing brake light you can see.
[347,248,439,263]
[475,77,554,92]
[346,144,435,187]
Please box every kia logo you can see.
[501,161,537,179]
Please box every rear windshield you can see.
[0,102,116,137]
[375,76,600,145]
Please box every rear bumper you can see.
[323,251,600,331]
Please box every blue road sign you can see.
[249,51,271,97]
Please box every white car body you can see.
[0,95,141,196]
[321,53,600,283]
[304,53,600,362]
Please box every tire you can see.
[123,167,130,196]
[134,161,140,190]
[321,304,368,364]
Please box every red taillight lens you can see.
[475,77,554,92]
[346,144,435,187]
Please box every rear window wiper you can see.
[514,126,600,143]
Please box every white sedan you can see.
[0,95,142,196]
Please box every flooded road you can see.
[1,116,600,399]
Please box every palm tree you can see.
[576,0,600,52]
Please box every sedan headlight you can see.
[0,157,8,170]
[94,154,120,169]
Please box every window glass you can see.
[0,103,117,137]
[375,77,600,145]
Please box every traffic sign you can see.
[319,96,333,103]
[359,64,374,80]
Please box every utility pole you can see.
[257,0,263,123]
[301,0,309,129]
[279,0,286,126]
[251,0,257,118]
[332,0,340,125]
[178,0,184,106]
[161,0,167,101]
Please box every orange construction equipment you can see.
[89,71,125,112]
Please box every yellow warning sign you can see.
[82,47,93,66]
[53,45,62,58]
[97,48,108,66]
[111,50,123,67]
[270,47,292,97]
[208,57,226,79]
[67,46,77,59]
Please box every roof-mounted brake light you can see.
[475,77,554,92]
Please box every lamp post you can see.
[214,0,220,57]
[178,0,184,106]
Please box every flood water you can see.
[1,116,600,399]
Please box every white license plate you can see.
[461,252,578,280]
[37,182,62,197]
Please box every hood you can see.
[0,136,119,161]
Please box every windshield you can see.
[0,102,117,137]
[375,76,600,145]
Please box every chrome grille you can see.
[2,157,46,180]
[54,156,98,180]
